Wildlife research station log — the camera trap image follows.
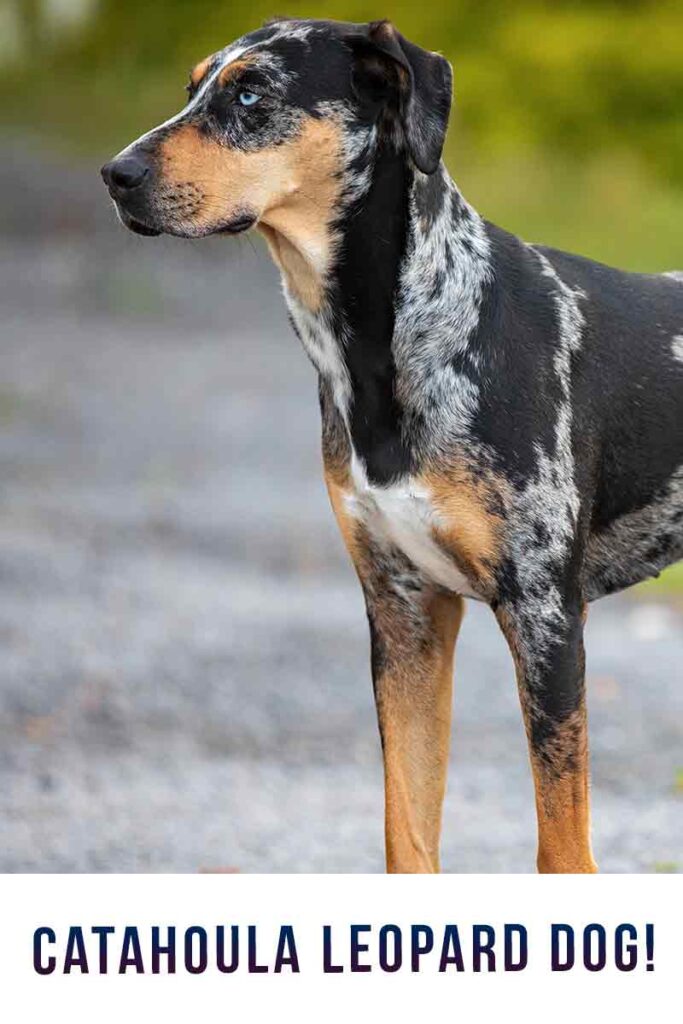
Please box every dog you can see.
[101,18,683,873]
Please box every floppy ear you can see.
[347,20,453,175]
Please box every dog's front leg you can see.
[367,580,464,874]
[326,469,463,872]
[496,600,598,874]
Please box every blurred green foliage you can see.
[3,1,680,272]
[639,561,683,595]
[2,0,682,183]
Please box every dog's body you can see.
[102,18,683,872]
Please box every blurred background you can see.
[0,0,681,872]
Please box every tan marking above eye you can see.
[217,57,257,88]
[189,56,213,88]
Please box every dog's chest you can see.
[287,294,480,599]
[346,461,480,599]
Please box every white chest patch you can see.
[345,457,481,599]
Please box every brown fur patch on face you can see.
[159,122,292,228]
[420,462,509,594]
[190,56,213,89]
[157,117,344,311]
[217,57,256,87]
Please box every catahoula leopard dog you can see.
[101,18,683,873]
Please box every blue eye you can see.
[238,91,261,107]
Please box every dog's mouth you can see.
[117,208,162,237]
[216,213,257,235]
[115,205,256,239]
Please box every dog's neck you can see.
[274,146,493,484]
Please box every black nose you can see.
[101,156,150,192]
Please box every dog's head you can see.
[101,19,452,246]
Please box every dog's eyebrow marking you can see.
[217,56,256,87]
[119,43,252,154]
[190,56,213,88]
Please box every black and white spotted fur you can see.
[102,17,682,871]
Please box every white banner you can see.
[0,875,677,1022]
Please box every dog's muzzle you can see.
[100,154,162,236]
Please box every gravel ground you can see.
[0,146,681,872]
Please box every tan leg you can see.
[530,708,597,873]
[374,590,464,873]
[325,471,463,873]
[497,604,597,874]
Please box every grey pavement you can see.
[0,144,681,872]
